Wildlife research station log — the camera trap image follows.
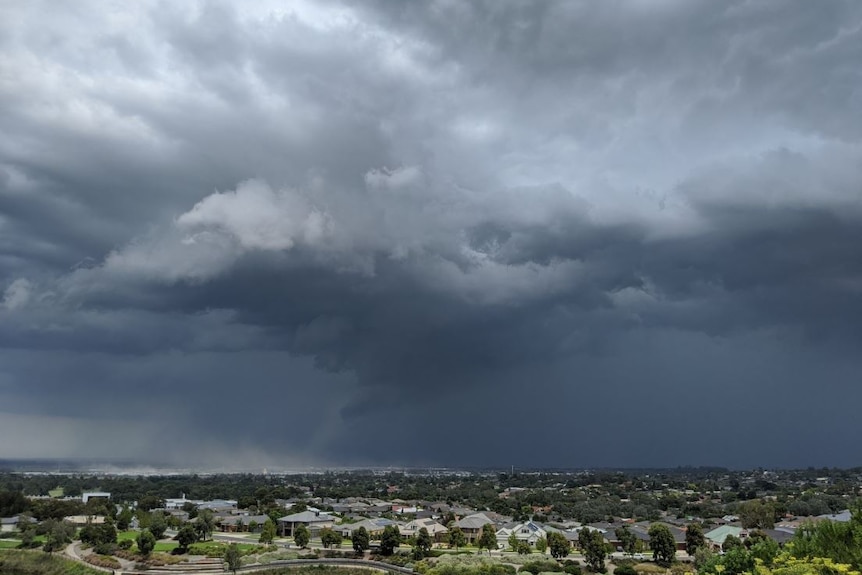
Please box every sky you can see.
[1,0,862,471]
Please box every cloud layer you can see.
[2,0,862,468]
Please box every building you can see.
[338,517,397,538]
[1,516,19,533]
[82,492,111,504]
[277,510,336,537]
[496,520,548,549]
[399,518,449,542]
[217,514,270,533]
[705,525,746,550]
[455,513,496,545]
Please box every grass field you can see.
[154,541,179,552]
[0,540,21,549]
[0,549,104,575]
[47,487,64,498]
[117,530,179,552]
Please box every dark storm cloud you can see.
[1,0,861,467]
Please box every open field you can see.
[0,549,103,575]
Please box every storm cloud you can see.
[1,0,862,469]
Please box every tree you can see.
[20,526,37,548]
[136,529,156,557]
[693,547,716,571]
[259,518,276,545]
[149,513,167,540]
[294,524,310,549]
[509,532,520,552]
[117,506,133,531]
[685,523,705,556]
[749,535,779,567]
[176,525,197,552]
[352,526,370,554]
[196,509,215,541]
[96,520,117,546]
[477,523,498,555]
[547,531,570,559]
[535,536,548,554]
[517,541,532,555]
[721,546,754,575]
[380,525,401,556]
[449,526,466,549]
[648,524,676,567]
[137,495,164,512]
[224,543,242,574]
[579,529,606,572]
[790,507,862,570]
[415,527,433,557]
[739,500,775,530]
[722,534,743,552]
[616,525,637,556]
[321,527,340,549]
[43,521,74,553]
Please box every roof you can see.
[218,514,269,526]
[1,516,20,525]
[705,525,744,544]
[403,518,448,534]
[456,512,495,530]
[339,518,396,533]
[762,529,794,545]
[277,511,335,523]
[817,510,852,522]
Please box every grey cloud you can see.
[1,0,861,467]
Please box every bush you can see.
[614,565,637,575]
[564,565,582,575]
[93,542,117,555]
[521,561,564,575]
[85,554,121,569]
[119,539,133,550]
[424,562,517,575]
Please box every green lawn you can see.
[0,549,104,575]
[48,487,65,498]
[0,540,21,549]
[119,530,179,552]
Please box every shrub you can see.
[521,561,564,575]
[119,539,133,550]
[615,565,637,575]
[564,565,582,575]
[93,542,117,555]
[85,554,121,569]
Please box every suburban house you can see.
[761,529,794,546]
[1,516,19,533]
[600,524,649,551]
[277,510,336,537]
[64,515,106,527]
[216,514,270,533]
[338,517,396,539]
[399,518,449,542]
[455,513,496,545]
[496,520,548,549]
[705,525,746,550]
